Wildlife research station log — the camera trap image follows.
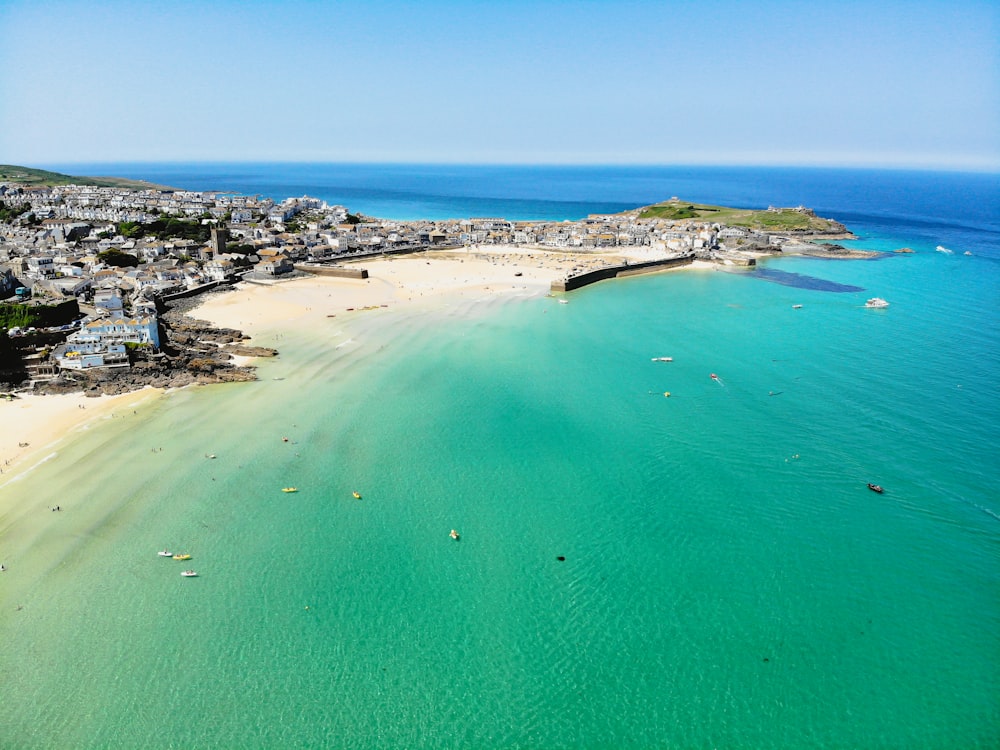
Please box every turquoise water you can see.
[2,166,1000,747]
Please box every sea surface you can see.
[2,165,999,748]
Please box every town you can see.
[0,180,850,389]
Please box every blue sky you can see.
[1,0,998,170]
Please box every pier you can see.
[550,254,694,293]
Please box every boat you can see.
[173,553,192,561]
[180,570,198,577]
[865,297,889,308]
[558,299,569,305]
[792,304,803,309]
[867,483,884,494]
[450,529,460,540]
[158,550,173,557]
[282,487,298,493]
[651,357,673,362]
[353,491,362,499]
[935,245,953,254]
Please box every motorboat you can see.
[450,529,460,540]
[173,553,192,561]
[353,491,362,499]
[180,570,198,577]
[867,483,884,494]
[558,299,569,305]
[651,357,673,362]
[158,550,173,558]
[282,487,298,493]
[935,245,953,254]
[865,297,889,308]
[792,304,803,309]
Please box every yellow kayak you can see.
[282,487,298,493]
[173,554,192,561]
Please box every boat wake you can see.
[935,245,954,254]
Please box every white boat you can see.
[865,297,890,308]
[792,304,803,309]
[558,299,569,305]
[158,550,173,557]
[180,570,198,577]
[651,357,673,362]
[936,245,953,254]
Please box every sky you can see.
[1,0,998,170]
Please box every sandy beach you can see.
[0,388,162,491]
[1,246,703,488]
[190,245,706,335]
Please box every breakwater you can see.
[550,254,694,293]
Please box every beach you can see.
[190,245,698,335]
[0,389,161,489]
[0,246,704,492]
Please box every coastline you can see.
[189,245,715,336]
[0,245,708,491]
[0,388,162,491]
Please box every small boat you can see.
[173,553,192,561]
[710,373,718,380]
[792,304,803,309]
[158,550,173,558]
[352,491,362,499]
[206,454,216,459]
[558,299,569,305]
[867,483,884,494]
[282,487,298,493]
[865,297,889,308]
[935,245,953,254]
[180,570,198,577]
[663,391,671,398]
[450,529,460,540]
[651,357,673,362]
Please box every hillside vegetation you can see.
[638,199,845,233]
[0,164,172,191]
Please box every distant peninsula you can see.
[0,164,174,192]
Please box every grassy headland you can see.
[0,164,173,191]
[637,198,847,233]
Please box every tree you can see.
[98,249,140,268]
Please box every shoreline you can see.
[0,387,162,491]
[0,245,755,489]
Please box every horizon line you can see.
[11,158,1000,176]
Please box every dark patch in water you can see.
[749,268,864,293]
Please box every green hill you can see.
[636,198,848,233]
[0,164,173,191]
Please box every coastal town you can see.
[1,178,855,394]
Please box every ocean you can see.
[2,164,999,748]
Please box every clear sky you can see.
[1,0,998,170]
